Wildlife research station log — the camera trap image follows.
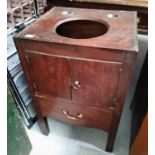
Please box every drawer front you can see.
[34,95,113,132]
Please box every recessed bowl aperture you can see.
[56,19,108,39]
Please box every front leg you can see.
[38,116,50,135]
[106,114,120,152]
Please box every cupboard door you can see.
[71,59,122,107]
[26,51,71,100]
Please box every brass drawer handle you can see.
[62,110,83,120]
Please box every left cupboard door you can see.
[26,51,71,100]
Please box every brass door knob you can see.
[72,81,81,90]
[74,81,81,87]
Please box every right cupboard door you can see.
[71,59,123,107]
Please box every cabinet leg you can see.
[38,116,50,135]
[106,133,116,152]
[106,114,120,152]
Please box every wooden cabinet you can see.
[14,7,138,152]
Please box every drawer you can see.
[34,95,113,132]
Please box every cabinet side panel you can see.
[14,38,35,95]
[115,51,137,114]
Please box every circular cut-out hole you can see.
[107,14,118,19]
[56,19,108,39]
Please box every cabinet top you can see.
[16,7,138,52]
